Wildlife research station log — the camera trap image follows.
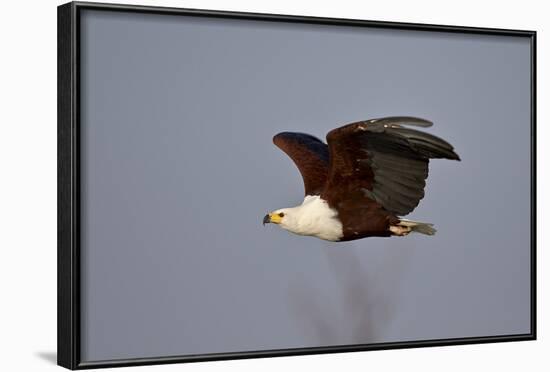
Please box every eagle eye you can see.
[278,212,285,218]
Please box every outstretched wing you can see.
[322,117,460,216]
[273,132,330,196]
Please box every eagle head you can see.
[263,210,287,226]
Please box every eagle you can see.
[263,117,460,241]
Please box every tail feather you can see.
[398,219,437,236]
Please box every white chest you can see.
[281,196,344,241]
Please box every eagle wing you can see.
[273,132,330,196]
[322,117,460,216]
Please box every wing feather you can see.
[273,132,329,196]
[322,117,460,216]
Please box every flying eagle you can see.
[263,117,460,241]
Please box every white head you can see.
[262,208,299,232]
[263,196,344,241]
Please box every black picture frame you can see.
[58,1,537,369]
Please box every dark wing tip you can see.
[373,116,433,128]
[374,120,460,162]
[273,132,325,145]
[273,132,286,145]
[438,150,461,161]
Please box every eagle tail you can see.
[397,219,437,236]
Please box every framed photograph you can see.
[58,1,536,369]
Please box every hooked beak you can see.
[263,212,282,226]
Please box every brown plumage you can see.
[270,117,460,241]
[273,133,329,196]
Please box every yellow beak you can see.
[263,212,282,225]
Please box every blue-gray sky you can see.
[80,9,532,362]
